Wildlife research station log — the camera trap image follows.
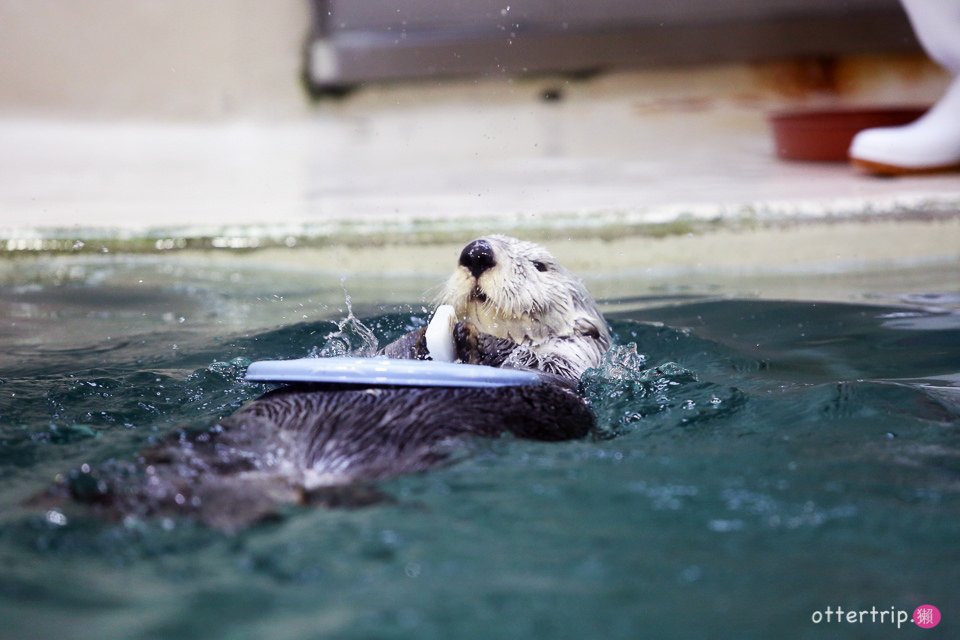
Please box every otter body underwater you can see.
[39,236,611,530]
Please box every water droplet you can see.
[45,510,68,526]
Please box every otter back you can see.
[37,379,593,531]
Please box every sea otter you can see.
[385,235,610,378]
[38,236,611,530]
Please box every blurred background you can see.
[0,0,937,118]
[0,0,956,277]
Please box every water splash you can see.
[309,281,379,358]
[582,343,746,438]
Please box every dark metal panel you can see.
[306,1,919,91]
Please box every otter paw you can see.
[453,321,482,364]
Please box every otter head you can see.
[438,235,611,352]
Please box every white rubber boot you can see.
[849,0,960,175]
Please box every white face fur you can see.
[438,235,611,349]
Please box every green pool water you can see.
[0,256,957,639]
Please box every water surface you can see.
[1,257,958,639]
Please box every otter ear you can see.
[573,317,602,340]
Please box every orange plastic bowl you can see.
[769,107,927,162]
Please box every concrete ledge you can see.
[1,56,956,281]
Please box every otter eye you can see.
[532,261,548,272]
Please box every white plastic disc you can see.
[244,357,540,388]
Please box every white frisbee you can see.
[244,357,540,388]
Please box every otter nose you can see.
[459,239,496,278]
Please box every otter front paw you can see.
[453,321,483,364]
[380,326,429,360]
[453,322,518,367]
